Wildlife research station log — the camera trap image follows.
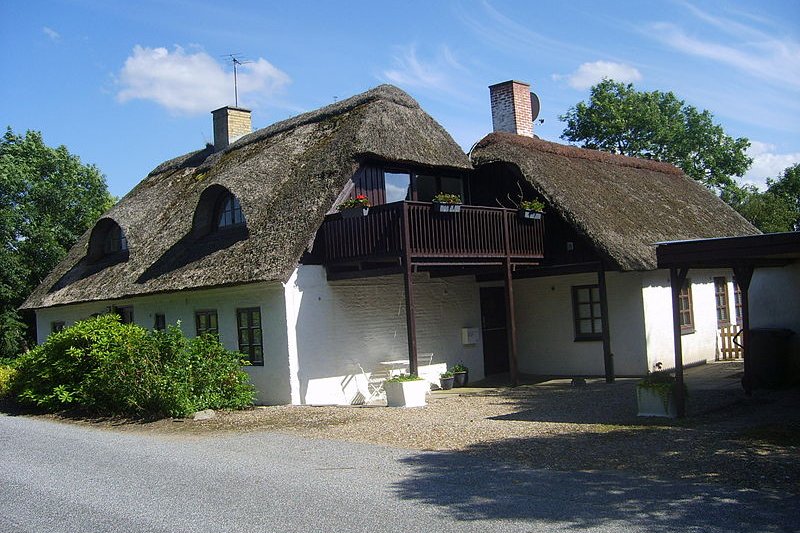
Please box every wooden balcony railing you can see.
[322,201,544,266]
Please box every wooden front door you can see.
[480,287,509,375]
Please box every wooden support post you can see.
[597,265,614,383]
[501,211,519,387]
[670,267,689,418]
[401,203,418,375]
[733,265,754,395]
[504,259,520,387]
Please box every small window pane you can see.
[385,172,411,203]
[414,175,437,203]
[578,304,591,319]
[440,176,463,198]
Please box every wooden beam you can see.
[325,266,403,281]
[670,267,689,418]
[597,265,614,383]
[504,259,520,387]
[401,202,419,375]
[733,265,755,395]
[502,212,519,387]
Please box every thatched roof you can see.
[22,85,470,310]
[470,132,759,271]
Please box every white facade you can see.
[641,269,738,371]
[34,264,738,405]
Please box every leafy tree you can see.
[732,164,800,233]
[0,128,114,358]
[560,79,752,195]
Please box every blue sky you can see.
[2,0,798,197]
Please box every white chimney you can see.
[212,106,252,151]
[489,80,535,137]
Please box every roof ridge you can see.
[478,132,683,175]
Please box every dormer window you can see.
[87,218,129,263]
[216,192,245,228]
[103,225,128,254]
[192,185,248,238]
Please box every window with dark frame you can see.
[382,169,464,204]
[103,225,128,255]
[713,277,730,326]
[154,313,166,331]
[215,192,245,229]
[195,310,219,336]
[51,321,65,333]
[572,285,603,341]
[734,282,743,322]
[113,306,134,325]
[236,307,264,366]
[679,280,694,333]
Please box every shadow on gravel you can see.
[392,384,800,530]
[391,448,800,532]
[0,398,161,426]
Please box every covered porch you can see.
[656,232,800,417]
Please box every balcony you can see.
[321,201,545,277]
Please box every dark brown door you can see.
[480,287,509,375]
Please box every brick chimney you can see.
[489,80,534,137]
[212,106,252,151]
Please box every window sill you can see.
[574,336,602,342]
[680,327,695,335]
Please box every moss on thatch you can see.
[470,133,759,271]
[22,85,470,310]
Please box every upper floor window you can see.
[192,185,247,238]
[104,224,128,254]
[216,192,245,229]
[353,168,465,206]
[87,218,129,262]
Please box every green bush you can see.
[11,315,254,417]
[0,363,17,398]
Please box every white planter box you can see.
[385,379,429,407]
[636,385,677,418]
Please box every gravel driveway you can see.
[24,361,798,497]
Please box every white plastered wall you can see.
[641,269,735,371]
[511,271,648,377]
[34,283,292,405]
[284,265,484,405]
[750,262,800,363]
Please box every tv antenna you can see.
[222,53,252,107]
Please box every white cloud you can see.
[647,8,800,90]
[555,61,642,90]
[739,140,800,190]
[116,45,290,114]
[42,27,60,41]
[381,44,475,103]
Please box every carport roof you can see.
[656,232,800,269]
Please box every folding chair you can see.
[355,362,391,404]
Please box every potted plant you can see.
[519,199,545,220]
[337,195,370,218]
[636,362,687,418]
[452,363,469,387]
[432,192,462,213]
[439,371,455,390]
[384,374,430,407]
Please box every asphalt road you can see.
[1,413,797,533]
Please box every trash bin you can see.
[749,328,795,389]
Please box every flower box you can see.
[340,206,369,219]
[433,202,461,213]
[636,384,677,418]
[384,379,429,407]
[518,209,543,220]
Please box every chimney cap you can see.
[212,105,252,114]
[488,80,530,90]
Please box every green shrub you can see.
[12,315,254,418]
[0,363,17,398]
[385,373,423,383]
